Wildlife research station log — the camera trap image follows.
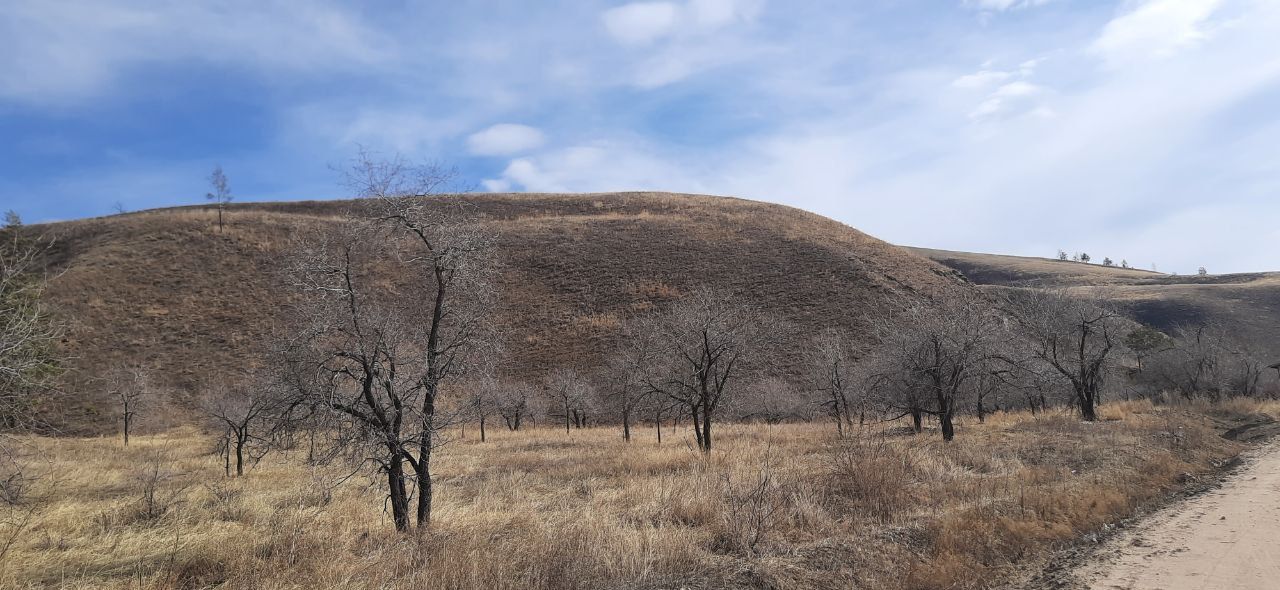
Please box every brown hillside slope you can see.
[38,193,970,434]
[909,247,1280,362]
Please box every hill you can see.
[36,193,972,434]
[909,247,1280,362]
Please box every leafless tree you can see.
[805,327,859,436]
[1146,324,1265,399]
[605,322,663,442]
[205,165,233,233]
[204,380,276,477]
[736,377,806,424]
[866,294,1000,441]
[642,388,681,444]
[1004,289,1125,421]
[464,374,501,442]
[0,215,61,429]
[277,152,496,532]
[546,368,594,433]
[643,289,765,454]
[494,379,533,431]
[109,365,151,447]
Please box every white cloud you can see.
[1091,0,1226,66]
[601,0,761,45]
[483,141,707,194]
[602,2,680,45]
[467,124,547,156]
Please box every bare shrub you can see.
[828,430,923,522]
[130,451,188,525]
[716,454,789,555]
[202,479,246,522]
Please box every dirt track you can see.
[1070,441,1280,589]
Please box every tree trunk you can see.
[415,460,433,529]
[479,415,486,443]
[387,455,411,532]
[700,407,712,454]
[691,407,704,450]
[123,416,130,447]
[910,408,923,433]
[939,408,955,441]
[235,434,245,476]
[416,384,437,528]
[1078,387,1098,421]
[622,409,631,442]
[976,397,986,424]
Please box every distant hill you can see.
[909,247,1280,363]
[36,193,973,434]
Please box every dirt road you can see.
[1069,441,1280,590]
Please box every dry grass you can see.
[3,399,1275,590]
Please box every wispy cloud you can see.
[1091,0,1227,67]
[0,0,388,105]
[4,0,1280,274]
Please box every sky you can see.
[2,0,1278,274]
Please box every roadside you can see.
[1017,414,1280,589]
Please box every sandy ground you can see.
[1073,441,1280,590]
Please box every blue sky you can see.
[2,0,1278,273]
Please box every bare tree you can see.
[109,365,151,447]
[495,380,532,431]
[204,379,276,477]
[1005,289,1125,421]
[278,152,495,532]
[866,295,999,441]
[205,165,233,233]
[465,374,501,442]
[1146,324,1264,399]
[643,289,764,454]
[736,377,806,424]
[546,368,593,433]
[0,215,62,428]
[642,388,680,444]
[605,322,663,442]
[805,327,858,436]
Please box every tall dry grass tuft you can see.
[0,402,1271,589]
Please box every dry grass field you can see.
[3,400,1273,590]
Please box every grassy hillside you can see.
[37,193,971,434]
[909,247,1280,362]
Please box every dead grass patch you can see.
[1,401,1272,589]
